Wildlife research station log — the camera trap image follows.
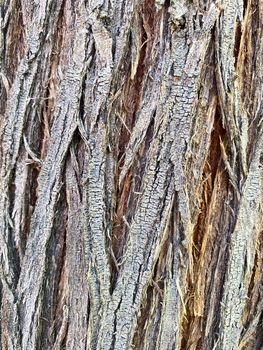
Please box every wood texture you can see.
[0,0,262,349]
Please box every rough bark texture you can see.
[0,0,263,349]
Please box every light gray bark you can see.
[0,0,262,349]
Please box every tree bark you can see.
[0,0,262,349]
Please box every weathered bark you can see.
[0,0,262,349]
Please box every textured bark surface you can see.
[0,0,263,349]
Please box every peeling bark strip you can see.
[0,0,262,349]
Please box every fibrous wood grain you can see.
[0,0,262,349]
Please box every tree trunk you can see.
[0,0,262,349]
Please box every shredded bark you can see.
[0,0,262,349]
